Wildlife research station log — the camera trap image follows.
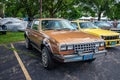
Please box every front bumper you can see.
[54,50,107,62]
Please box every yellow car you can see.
[71,20,120,47]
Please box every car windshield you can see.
[42,20,76,30]
[117,24,120,28]
[79,22,98,29]
[94,22,111,28]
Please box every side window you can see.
[32,20,39,30]
[80,23,86,28]
[41,20,49,30]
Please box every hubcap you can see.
[42,49,48,67]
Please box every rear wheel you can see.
[25,37,32,49]
[2,31,6,34]
[42,47,55,70]
[1,25,7,35]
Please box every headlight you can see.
[67,45,73,50]
[60,45,67,51]
[100,42,105,46]
[95,43,99,47]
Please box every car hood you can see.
[81,28,119,36]
[43,30,102,44]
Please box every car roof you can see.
[71,20,89,22]
[36,18,65,20]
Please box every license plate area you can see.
[83,54,93,60]
[111,41,116,46]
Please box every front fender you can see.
[42,38,53,53]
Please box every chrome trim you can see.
[54,50,107,62]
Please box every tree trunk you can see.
[50,14,54,18]
[49,10,55,18]
[0,4,4,18]
[98,12,101,21]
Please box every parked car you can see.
[24,18,107,69]
[0,18,27,32]
[0,25,7,34]
[110,23,120,33]
[94,21,112,30]
[71,20,120,47]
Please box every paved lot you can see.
[0,42,120,80]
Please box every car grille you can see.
[74,43,96,53]
[111,30,120,33]
[102,36,119,40]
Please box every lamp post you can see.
[40,0,42,18]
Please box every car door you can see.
[30,20,42,46]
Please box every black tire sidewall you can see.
[42,47,54,70]
[2,31,6,34]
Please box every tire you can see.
[2,31,6,34]
[85,58,96,63]
[25,37,32,49]
[42,47,55,70]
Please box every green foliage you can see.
[106,2,120,20]
[77,0,116,20]
[0,32,24,44]
[1,0,120,20]
[42,0,74,18]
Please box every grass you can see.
[1,32,37,58]
[0,32,25,44]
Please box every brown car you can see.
[24,18,107,69]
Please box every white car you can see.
[0,18,28,31]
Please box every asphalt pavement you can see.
[0,41,120,80]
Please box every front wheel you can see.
[42,47,55,70]
[85,58,96,63]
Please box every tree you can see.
[42,0,74,18]
[19,0,39,18]
[60,6,83,20]
[106,2,120,20]
[77,0,116,20]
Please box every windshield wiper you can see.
[90,28,96,29]
[53,28,76,31]
[45,28,54,30]
[61,28,71,30]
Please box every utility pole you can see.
[40,0,42,18]
[0,0,5,18]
